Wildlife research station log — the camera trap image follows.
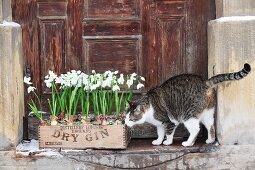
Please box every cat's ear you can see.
[137,104,146,112]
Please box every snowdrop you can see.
[140,76,145,81]
[24,76,43,122]
[104,70,111,77]
[44,70,58,88]
[82,74,89,88]
[77,70,82,75]
[102,77,111,88]
[27,86,36,93]
[90,84,98,91]
[24,68,146,123]
[126,79,133,88]
[117,74,125,85]
[55,77,62,84]
[112,84,120,91]
[24,76,32,85]
[137,83,144,90]
[71,75,79,86]
[44,79,52,88]
[131,73,137,78]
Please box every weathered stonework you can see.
[1,144,255,169]
[216,0,255,18]
[208,17,255,145]
[0,0,3,23]
[1,0,11,22]
[0,22,24,150]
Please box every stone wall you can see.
[1,145,255,169]
[216,0,255,18]
[0,0,24,150]
[209,0,255,144]
[0,0,2,23]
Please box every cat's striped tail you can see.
[206,63,251,88]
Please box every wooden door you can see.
[12,0,215,139]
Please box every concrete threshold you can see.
[1,139,255,169]
[1,138,252,169]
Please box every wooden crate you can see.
[39,124,131,149]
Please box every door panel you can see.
[12,0,215,139]
[84,0,140,19]
[156,1,185,16]
[39,19,66,93]
[83,36,142,74]
[83,21,141,36]
[156,16,185,83]
[37,1,67,17]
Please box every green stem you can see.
[114,91,119,116]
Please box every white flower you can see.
[131,73,137,78]
[27,86,36,93]
[44,79,52,88]
[55,77,62,84]
[84,85,90,91]
[44,70,58,88]
[114,70,119,74]
[126,79,133,88]
[45,75,49,79]
[102,78,111,88]
[96,73,101,79]
[140,76,145,81]
[102,73,113,88]
[117,74,125,85]
[24,76,32,85]
[76,78,82,87]
[137,83,144,89]
[82,74,89,85]
[90,75,95,83]
[92,70,96,74]
[71,76,79,86]
[112,84,120,91]
[90,84,98,91]
[104,70,111,77]
[48,70,57,79]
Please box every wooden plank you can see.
[156,16,186,83]
[84,0,140,20]
[83,36,142,75]
[83,21,141,36]
[66,0,84,71]
[39,19,66,94]
[39,125,131,149]
[156,1,186,16]
[38,2,67,17]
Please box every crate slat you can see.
[39,125,130,149]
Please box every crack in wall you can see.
[62,146,219,169]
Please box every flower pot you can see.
[39,124,131,149]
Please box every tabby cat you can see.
[125,64,251,146]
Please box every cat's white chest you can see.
[144,105,162,126]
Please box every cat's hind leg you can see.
[152,124,165,145]
[201,108,215,144]
[182,118,200,147]
[163,122,179,145]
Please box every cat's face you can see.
[124,101,148,127]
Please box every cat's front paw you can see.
[182,141,194,147]
[163,140,173,145]
[152,139,162,145]
[206,138,215,144]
